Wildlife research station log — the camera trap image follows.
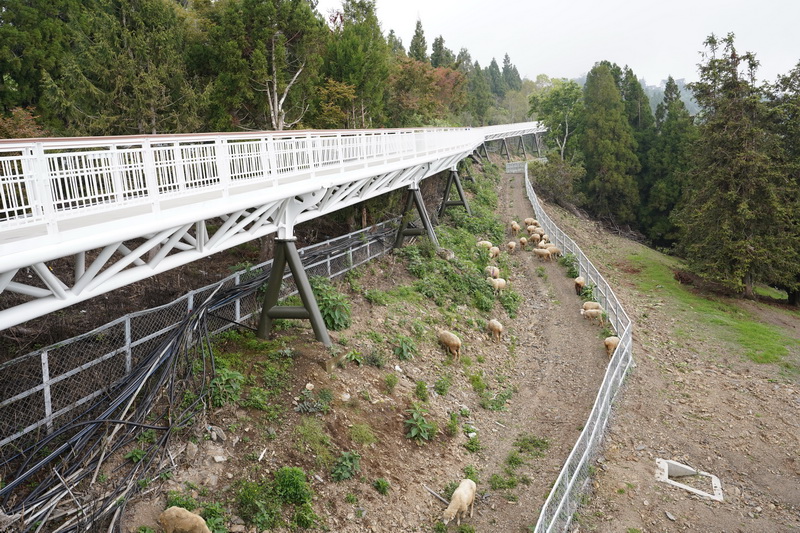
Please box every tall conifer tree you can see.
[408,20,428,63]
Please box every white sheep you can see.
[549,246,562,258]
[519,237,527,249]
[582,301,602,311]
[506,241,516,254]
[510,221,521,235]
[574,276,585,295]
[438,329,462,361]
[489,246,500,259]
[533,248,551,261]
[526,224,537,236]
[487,319,504,342]
[484,265,500,278]
[580,308,605,326]
[541,233,549,243]
[604,336,620,359]
[442,479,477,526]
[537,240,549,249]
[476,240,493,249]
[534,227,545,236]
[529,233,541,244]
[159,507,212,533]
[486,277,507,293]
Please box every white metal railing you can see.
[510,162,634,533]
[0,123,543,232]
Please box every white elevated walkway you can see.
[0,122,545,329]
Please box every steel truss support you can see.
[500,138,511,161]
[518,135,527,159]
[257,239,331,347]
[438,168,471,217]
[394,186,439,249]
[479,142,489,159]
[458,159,475,183]
[534,132,543,157]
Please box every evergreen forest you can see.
[1,1,798,304]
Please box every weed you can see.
[456,525,476,533]
[124,448,146,463]
[506,450,525,469]
[200,502,228,533]
[136,528,155,533]
[489,472,518,490]
[345,350,364,366]
[536,266,547,279]
[514,433,549,457]
[393,334,419,361]
[294,417,333,468]
[434,374,452,396]
[415,380,429,401]
[373,478,391,495]
[463,465,479,483]
[345,493,358,504]
[294,389,331,414]
[463,436,482,453]
[559,253,580,278]
[469,372,487,395]
[210,368,245,407]
[364,288,389,305]
[499,289,523,318]
[331,451,361,481]
[136,429,156,444]
[442,481,459,500]
[235,481,280,529]
[479,387,515,411]
[404,403,437,444]
[365,350,386,368]
[292,502,318,529]
[433,522,448,533]
[384,373,399,394]
[580,283,597,301]
[349,423,377,446]
[166,490,198,510]
[273,467,313,505]
[445,412,460,437]
[310,276,352,330]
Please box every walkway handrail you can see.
[508,161,634,533]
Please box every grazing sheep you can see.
[519,237,528,249]
[549,246,562,258]
[438,329,462,361]
[484,265,500,278]
[159,507,212,533]
[487,319,504,342]
[582,301,602,311]
[523,217,535,227]
[604,336,620,358]
[530,233,541,244]
[510,221,521,235]
[537,240,549,249]
[580,308,605,326]
[533,248,551,261]
[442,479,477,527]
[476,240,493,249]
[526,225,537,236]
[489,246,501,259]
[486,277,507,293]
[534,227,545,237]
[574,276,585,295]
[506,241,516,254]
[541,234,549,243]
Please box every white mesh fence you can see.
[507,161,635,533]
[0,220,397,455]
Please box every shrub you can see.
[349,423,377,446]
[434,374,452,396]
[291,502,318,529]
[514,433,550,457]
[124,448,146,463]
[559,253,580,278]
[365,350,386,368]
[445,412,460,437]
[166,490,198,510]
[294,417,333,468]
[273,467,312,505]
[200,502,228,533]
[373,478,390,495]
[235,481,280,529]
[463,465,479,483]
[210,368,245,407]
[309,276,351,330]
[392,334,418,361]
[404,403,437,444]
[414,380,429,402]
[463,436,482,453]
[331,451,361,481]
[384,373,399,394]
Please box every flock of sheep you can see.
[435,216,621,528]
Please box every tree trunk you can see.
[743,272,755,299]
[788,289,800,307]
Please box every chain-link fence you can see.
[0,220,398,457]
[507,161,635,533]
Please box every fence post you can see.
[235,272,241,322]
[125,317,132,375]
[40,350,53,434]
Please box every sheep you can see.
[574,276,585,295]
[526,225,537,236]
[524,217,536,227]
[533,248,551,261]
[519,237,527,249]
[549,246,562,258]
[537,240,549,249]
[506,241,516,254]
[442,479,477,526]
[476,240,493,249]
[487,319,504,342]
[438,329,462,361]
[489,246,501,259]
[486,277,507,293]
[604,336,620,359]
[159,507,212,533]
[529,233,541,244]
[541,234,549,243]
[510,221,521,235]
[534,227,545,236]
[582,301,602,311]
[484,265,500,278]
[580,308,605,326]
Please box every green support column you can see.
[437,169,472,217]
[393,187,439,249]
[257,239,331,347]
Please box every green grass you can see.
[627,249,799,371]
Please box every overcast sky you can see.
[314,0,800,87]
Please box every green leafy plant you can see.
[373,478,390,495]
[210,368,245,407]
[166,490,198,510]
[200,502,228,533]
[310,276,352,330]
[365,350,386,368]
[404,403,437,444]
[331,451,361,481]
[273,467,313,505]
[514,432,550,457]
[136,429,156,444]
[434,374,452,396]
[294,417,333,468]
[345,350,364,365]
[349,423,377,446]
[559,253,580,278]
[124,448,146,464]
[136,527,155,533]
[392,334,418,361]
[445,412,460,437]
[294,389,331,414]
[384,373,399,394]
[463,465,479,483]
[463,436,482,453]
[414,380,429,401]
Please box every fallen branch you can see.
[423,484,449,506]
